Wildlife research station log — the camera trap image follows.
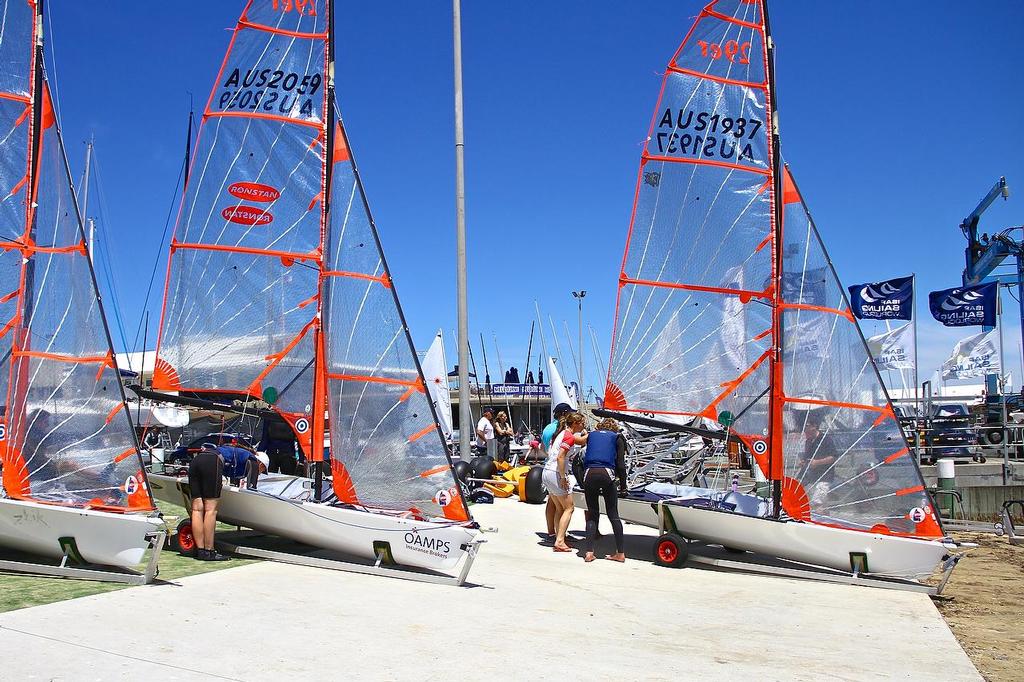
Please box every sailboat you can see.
[144,0,481,578]
[423,331,453,440]
[583,0,957,580]
[546,356,577,416]
[0,0,162,569]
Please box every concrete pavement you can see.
[0,500,980,681]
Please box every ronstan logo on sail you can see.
[222,206,273,226]
[228,182,280,203]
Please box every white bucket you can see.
[937,458,955,480]
[151,447,165,474]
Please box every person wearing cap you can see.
[540,402,573,540]
[475,407,495,455]
[187,442,230,561]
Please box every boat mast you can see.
[762,0,785,517]
[453,0,472,461]
[80,137,93,264]
[312,0,337,502]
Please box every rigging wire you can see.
[90,149,134,357]
[130,151,187,355]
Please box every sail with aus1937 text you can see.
[604,0,941,539]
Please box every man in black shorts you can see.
[187,443,230,561]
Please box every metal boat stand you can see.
[0,529,166,585]
[654,501,957,596]
[932,488,1007,535]
[1002,500,1024,546]
[216,536,484,587]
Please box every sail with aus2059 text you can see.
[152,0,468,521]
[603,0,941,539]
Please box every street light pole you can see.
[453,0,472,462]
[572,290,586,401]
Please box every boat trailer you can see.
[214,532,483,587]
[651,500,961,596]
[0,529,166,586]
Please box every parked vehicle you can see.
[165,432,257,465]
[921,404,982,465]
[974,393,1024,446]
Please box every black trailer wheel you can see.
[453,460,471,485]
[175,518,196,556]
[470,455,496,481]
[523,465,547,504]
[653,532,688,568]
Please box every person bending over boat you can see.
[541,402,574,540]
[544,412,588,552]
[581,418,627,563]
[217,439,268,484]
[187,443,231,561]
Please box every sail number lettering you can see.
[217,68,322,119]
[696,40,751,64]
[654,108,761,162]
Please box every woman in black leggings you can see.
[582,418,627,563]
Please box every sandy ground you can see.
[0,500,980,681]
[936,532,1024,682]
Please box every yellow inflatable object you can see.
[482,465,533,500]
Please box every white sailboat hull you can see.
[575,491,952,579]
[149,473,480,574]
[0,498,163,568]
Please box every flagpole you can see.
[998,287,1008,483]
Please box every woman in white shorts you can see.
[543,412,587,552]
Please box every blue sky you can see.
[45,1,1024,396]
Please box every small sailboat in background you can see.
[144,0,481,581]
[0,0,163,572]
[423,331,454,441]
[584,0,961,583]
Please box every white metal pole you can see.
[453,0,471,462]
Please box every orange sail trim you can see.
[620,275,769,300]
[246,317,317,395]
[667,65,765,90]
[702,350,771,420]
[407,424,435,444]
[203,110,322,130]
[643,153,770,176]
[780,301,855,322]
[322,269,391,287]
[171,240,320,263]
[326,373,424,392]
[237,20,327,40]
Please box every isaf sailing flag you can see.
[866,323,915,371]
[848,276,913,320]
[941,329,1000,380]
[929,282,997,327]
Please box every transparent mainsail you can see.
[779,168,940,537]
[1,76,152,511]
[324,112,467,520]
[604,0,774,448]
[153,2,328,454]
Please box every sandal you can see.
[553,545,573,552]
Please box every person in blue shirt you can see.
[217,440,267,481]
[541,402,574,541]
[581,417,627,563]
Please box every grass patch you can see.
[0,501,258,613]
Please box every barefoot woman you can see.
[543,412,587,552]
